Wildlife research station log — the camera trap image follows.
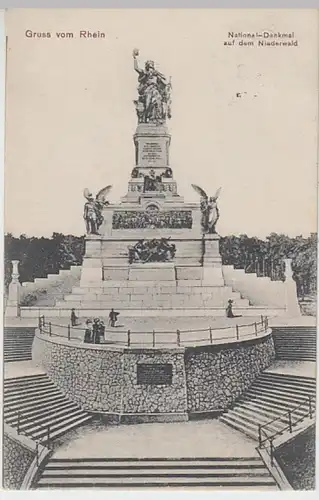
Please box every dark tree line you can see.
[4,233,85,289]
[220,232,317,297]
[4,232,317,298]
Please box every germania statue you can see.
[133,48,172,124]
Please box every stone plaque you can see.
[141,142,163,162]
[137,363,173,385]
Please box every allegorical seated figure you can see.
[163,167,173,178]
[128,238,176,263]
[144,169,162,192]
[128,239,147,264]
[131,167,144,179]
[157,237,176,261]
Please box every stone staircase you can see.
[35,456,278,489]
[272,326,316,362]
[3,374,93,444]
[219,373,316,441]
[56,281,250,309]
[3,327,36,363]
[20,266,82,307]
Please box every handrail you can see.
[258,395,315,448]
[38,314,270,347]
[261,395,313,431]
[39,316,268,334]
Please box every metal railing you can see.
[16,409,52,463]
[258,395,315,465]
[38,315,270,347]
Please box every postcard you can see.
[2,8,317,491]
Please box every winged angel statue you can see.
[191,185,221,234]
[83,186,112,235]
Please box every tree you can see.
[4,233,85,285]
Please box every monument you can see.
[71,50,247,313]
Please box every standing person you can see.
[109,308,120,327]
[98,319,105,343]
[92,318,100,344]
[71,308,78,327]
[226,299,235,318]
[84,319,93,343]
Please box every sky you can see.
[4,8,318,239]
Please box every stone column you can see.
[5,260,21,318]
[284,258,301,317]
[202,234,224,286]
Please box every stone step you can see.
[19,406,85,433]
[63,290,242,301]
[75,280,234,290]
[245,386,311,406]
[224,407,282,433]
[6,400,79,426]
[37,466,272,478]
[4,374,48,385]
[260,372,316,385]
[36,414,93,443]
[236,399,311,420]
[242,392,309,412]
[4,356,32,363]
[4,383,57,401]
[251,379,316,397]
[4,389,63,410]
[55,299,250,309]
[219,414,258,440]
[4,393,67,416]
[26,409,90,440]
[44,457,264,467]
[4,378,54,393]
[72,285,237,295]
[4,346,33,353]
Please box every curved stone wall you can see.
[32,331,275,420]
[185,336,275,413]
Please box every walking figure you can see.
[226,299,235,318]
[109,308,120,327]
[71,308,79,327]
[226,299,242,318]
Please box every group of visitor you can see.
[84,318,105,344]
[83,309,120,344]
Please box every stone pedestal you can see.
[284,259,301,317]
[129,263,176,281]
[134,123,171,170]
[5,260,21,318]
[202,235,224,286]
[80,258,103,286]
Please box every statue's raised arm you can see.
[132,48,143,74]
